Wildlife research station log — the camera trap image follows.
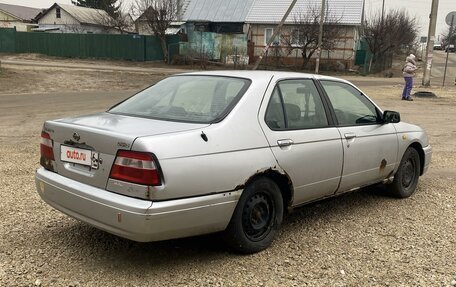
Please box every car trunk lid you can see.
[44,112,209,190]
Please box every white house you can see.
[35,3,118,34]
[0,3,40,32]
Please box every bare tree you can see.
[281,6,341,69]
[63,23,91,33]
[363,9,418,72]
[72,0,132,34]
[90,0,133,34]
[440,24,456,50]
[132,0,183,62]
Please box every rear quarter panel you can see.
[132,75,280,200]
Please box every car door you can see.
[319,80,399,192]
[259,78,343,205]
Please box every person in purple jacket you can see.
[402,54,418,101]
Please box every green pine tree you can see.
[71,0,119,17]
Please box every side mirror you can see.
[383,110,400,124]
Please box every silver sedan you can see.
[35,71,432,253]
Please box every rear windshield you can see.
[109,75,251,123]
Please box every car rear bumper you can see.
[35,167,240,242]
[422,145,432,175]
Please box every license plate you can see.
[61,145,98,169]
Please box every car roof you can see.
[175,70,349,84]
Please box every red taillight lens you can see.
[40,131,54,160]
[40,131,55,170]
[109,150,161,186]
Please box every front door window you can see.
[320,80,380,126]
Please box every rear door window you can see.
[265,79,329,130]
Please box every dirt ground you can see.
[0,54,455,287]
[0,56,168,94]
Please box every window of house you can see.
[264,28,280,45]
[56,8,61,19]
[291,29,300,46]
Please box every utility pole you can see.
[315,0,326,74]
[443,14,454,87]
[252,0,298,70]
[422,0,439,87]
[381,0,385,22]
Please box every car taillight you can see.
[109,150,162,186]
[40,131,55,170]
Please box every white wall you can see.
[37,23,110,33]
[37,6,119,34]
[249,23,359,66]
[38,6,79,25]
[0,21,37,32]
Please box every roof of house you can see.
[36,3,111,26]
[183,0,255,22]
[0,3,42,22]
[246,0,364,25]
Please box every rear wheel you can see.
[225,177,283,253]
[389,147,420,198]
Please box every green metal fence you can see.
[0,28,16,53]
[0,28,179,61]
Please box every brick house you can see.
[246,0,365,69]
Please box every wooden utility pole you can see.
[252,0,298,70]
[422,0,439,87]
[314,0,326,74]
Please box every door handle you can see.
[344,133,357,140]
[277,139,294,147]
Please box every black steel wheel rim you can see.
[402,158,416,188]
[242,192,275,242]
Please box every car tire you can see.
[224,177,283,254]
[389,147,420,198]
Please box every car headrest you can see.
[284,104,300,121]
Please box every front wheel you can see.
[389,147,421,198]
[224,177,283,254]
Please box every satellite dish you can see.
[446,12,456,26]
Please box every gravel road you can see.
[0,57,455,286]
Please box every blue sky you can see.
[1,0,454,38]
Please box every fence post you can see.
[168,43,171,64]
[143,35,147,61]
[167,42,178,64]
[265,50,268,68]
[234,46,238,69]
[295,49,298,70]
